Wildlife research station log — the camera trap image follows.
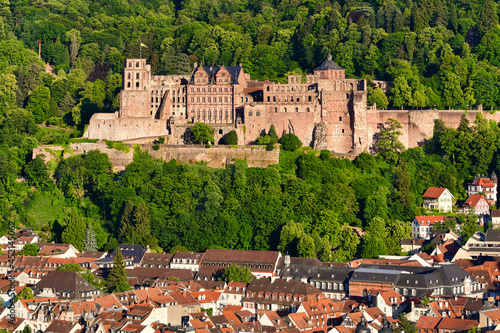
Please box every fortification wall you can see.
[366,108,500,152]
[148,145,279,168]
[33,142,279,170]
[84,113,170,141]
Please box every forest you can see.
[0,0,500,260]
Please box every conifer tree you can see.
[106,248,131,293]
[478,0,498,36]
[268,124,279,144]
[61,209,86,252]
[118,201,134,244]
[134,202,151,248]
[84,223,97,252]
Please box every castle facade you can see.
[85,57,500,155]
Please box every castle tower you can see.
[314,52,345,80]
[120,59,151,118]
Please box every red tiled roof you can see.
[415,316,441,330]
[470,178,495,188]
[437,317,478,330]
[414,216,444,226]
[422,187,448,199]
[463,194,489,207]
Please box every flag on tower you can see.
[140,43,147,48]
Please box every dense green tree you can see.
[223,264,254,283]
[191,123,214,144]
[56,264,83,272]
[61,209,86,252]
[280,133,302,152]
[377,118,405,163]
[27,86,51,123]
[24,155,50,188]
[225,130,238,145]
[19,244,38,256]
[106,248,131,293]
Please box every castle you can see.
[85,56,500,155]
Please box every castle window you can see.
[241,97,244,102]
[274,107,278,113]
[136,62,139,67]
[267,96,270,102]
[127,82,131,88]
[284,108,287,112]
[191,88,194,92]
[295,107,298,112]
[136,73,139,79]
[342,129,345,133]
[225,88,228,92]
[136,82,140,88]
[152,97,154,102]
[128,62,132,67]
[128,73,131,79]
[208,88,211,92]
[256,112,260,117]
[309,96,312,102]
[267,86,270,91]
[346,93,349,99]
[273,96,276,102]
[339,116,342,121]
[307,107,310,112]
[248,112,253,117]
[245,97,248,102]
[297,98,299,102]
[219,129,223,135]
[291,96,294,102]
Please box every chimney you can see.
[284,254,291,267]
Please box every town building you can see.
[467,173,498,206]
[453,229,500,260]
[412,216,444,239]
[460,194,490,216]
[422,187,454,212]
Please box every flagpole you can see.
[140,39,142,59]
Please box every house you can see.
[412,216,444,239]
[374,291,405,319]
[0,317,35,333]
[436,317,478,333]
[491,209,500,228]
[141,252,174,268]
[480,307,500,332]
[400,238,426,254]
[296,298,344,328]
[197,249,282,280]
[348,263,483,299]
[467,173,498,206]
[34,270,101,300]
[44,320,81,333]
[460,194,490,217]
[170,252,204,272]
[415,316,441,333]
[221,282,248,306]
[37,243,80,258]
[243,277,324,316]
[422,187,454,212]
[453,229,500,261]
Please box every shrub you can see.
[256,135,271,145]
[152,143,160,151]
[225,130,238,145]
[279,133,302,152]
[266,143,275,151]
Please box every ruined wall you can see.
[84,113,170,141]
[148,145,279,168]
[33,142,279,171]
[366,108,500,152]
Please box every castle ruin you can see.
[84,56,500,155]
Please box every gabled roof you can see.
[414,216,444,226]
[463,194,489,207]
[437,317,478,330]
[190,65,243,85]
[422,187,452,199]
[415,316,441,330]
[44,320,78,333]
[34,270,98,300]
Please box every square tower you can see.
[120,59,151,118]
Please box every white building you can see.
[412,216,444,239]
[422,187,454,212]
[467,173,498,206]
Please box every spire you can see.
[327,52,332,61]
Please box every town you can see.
[3,171,500,333]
